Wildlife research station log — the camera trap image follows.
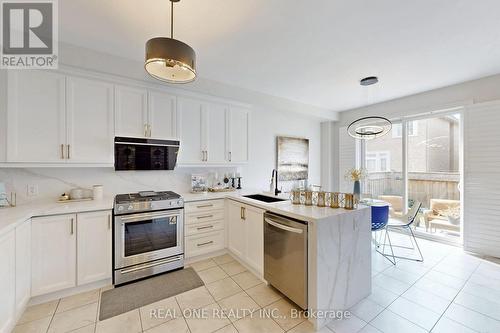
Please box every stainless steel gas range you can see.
[113,191,184,285]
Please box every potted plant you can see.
[345,168,367,201]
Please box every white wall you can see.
[0,42,323,202]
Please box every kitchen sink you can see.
[243,194,287,203]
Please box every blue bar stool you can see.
[371,203,396,265]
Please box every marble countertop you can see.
[0,189,367,236]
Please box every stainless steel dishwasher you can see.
[264,212,308,309]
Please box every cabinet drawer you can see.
[185,220,224,236]
[185,230,224,258]
[186,210,224,225]
[185,200,224,213]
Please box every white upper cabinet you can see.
[7,70,66,163]
[178,97,205,163]
[149,91,177,139]
[66,77,114,163]
[114,85,148,138]
[228,107,249,163]
[77,211,112,285]
[205,103,228,163]
[177,96,249,165]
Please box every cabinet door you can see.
[0,231,16,333]
[66,77,114,163]
[32,214,76,296]
[115,85,148,138]
[77,211,112,285]
[205,103,228,163]
[7,71,66,162]
[15,219,31,314]
[177,97,204,163]
[149,91,177,139]
[244,206,264,275]
[227,201,245,259]
[228,107,249,163]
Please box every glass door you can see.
[406,114,461,242]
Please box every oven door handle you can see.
[119,211,181,223]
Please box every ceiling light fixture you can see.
[347,77,392,140]
[145,0,196,83]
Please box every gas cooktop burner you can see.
[115,191,181,204]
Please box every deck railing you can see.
[364,171,460,208]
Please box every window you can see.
[392,121,418,138]
[365,151,390,172]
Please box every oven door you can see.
[114,209,183,269]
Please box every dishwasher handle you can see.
[265,217,303,234]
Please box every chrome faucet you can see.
[272,169,281,196]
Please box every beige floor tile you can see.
[233,315,284,333]
[190,258,218,272]
[57,289,100,313]
[214,324,238,333]
[231,271,262,290]
[12,316,52,333]
[220,261,246,276]
[197,266,229,284]
[246,283,283,307]
[139,296,182,331]
[70,323,96,333]
[176,286,216,311]
[95,309,141,333]
[17,300,59,324]
[264,298,306,331]
[184,303,231,333]
[213,254,236,265]
[100,285,114,293]
[217,291,260,322]
[48,302,98,333]
[207,277,243,301]
[144,317,189,333]
[287,320,333,333]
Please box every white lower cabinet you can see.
[77,211,112,285]
[0,230,16,333]
[31,210,112,297]
[31,214,77,297]
[227,200,264,275]
[184,200,225,258]
[15,219,31,314]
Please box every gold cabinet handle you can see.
[67,144,70,159]
[60,144,65,159]
[144,124,148,137]
[108,214,111,229]
[196,204,213,208]
[196,215,213,219]
[196,225,214,230]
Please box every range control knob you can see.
[128,205,134,210]
[177,200,182,205]
[118,206,124,211]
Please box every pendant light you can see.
[145,0,196,83]
[347,76,392,140]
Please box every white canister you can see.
[92,185,104,200]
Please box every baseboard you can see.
[28,279,112,306]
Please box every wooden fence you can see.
[364,172,460,208]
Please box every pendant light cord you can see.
[170,0,174,39]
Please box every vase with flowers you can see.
[345,168,367,202]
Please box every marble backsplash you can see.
[0,167,240,204]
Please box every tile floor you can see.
[12,233,500,333]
